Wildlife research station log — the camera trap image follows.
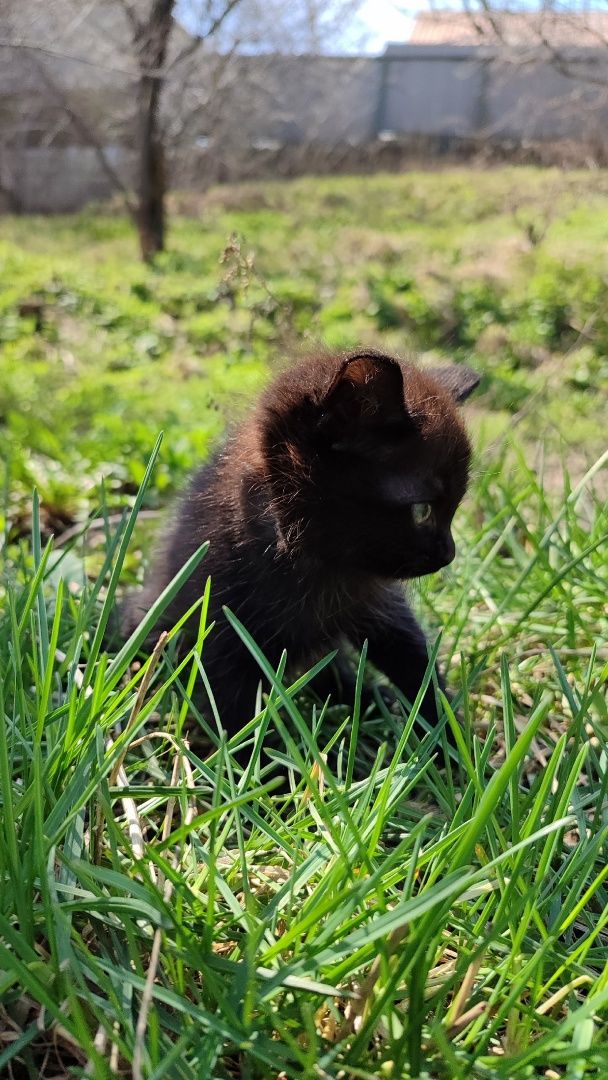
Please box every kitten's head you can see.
[260,349,479,579]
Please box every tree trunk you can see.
[136,73,166,260]
[135,1,175,262]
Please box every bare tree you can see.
[128,0,251,258]
[132,1,178,259]
[99,0,245,258]
[2,0,368,258]
[1,0,244,259]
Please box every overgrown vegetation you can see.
[0,168,607,1076]
[1,168,608,528]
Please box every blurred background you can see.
[1,0,607,533]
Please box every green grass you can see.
[0,168,607,1076]
[0,439,606,1078]
[1,168,608,525]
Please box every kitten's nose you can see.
[440,534,456,567]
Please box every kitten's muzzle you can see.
[420,534,456,574]
[440,534,456,566]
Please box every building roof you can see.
[409,9,608,48]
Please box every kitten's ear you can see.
[424,364,480,403]
[323,353,405,424]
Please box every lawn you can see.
[0,168,607,1077]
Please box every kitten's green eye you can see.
[411,502,433,526]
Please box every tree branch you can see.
[0,39,139,78]
[464,1,608,87]
[113,0,144,38]
[28,52,138,216]
[167,0,242,70]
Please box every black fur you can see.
[122,350,479,737]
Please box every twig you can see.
[166,0,242,70]
[26,52,137,216]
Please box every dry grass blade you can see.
[109,630,169,787]
[133,750,196,1080]
[446,954,484,1029]
[340,924,409,1037]
[111,758,146,863]
[536,975,594,1017]
[446,1001,487,1034]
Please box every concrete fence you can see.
[2,45,607,212]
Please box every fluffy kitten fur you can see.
[122,349,479,737]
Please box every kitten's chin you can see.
[400,567,437,580]
[399,555,455,579]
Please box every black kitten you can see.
[122,349,478,738]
